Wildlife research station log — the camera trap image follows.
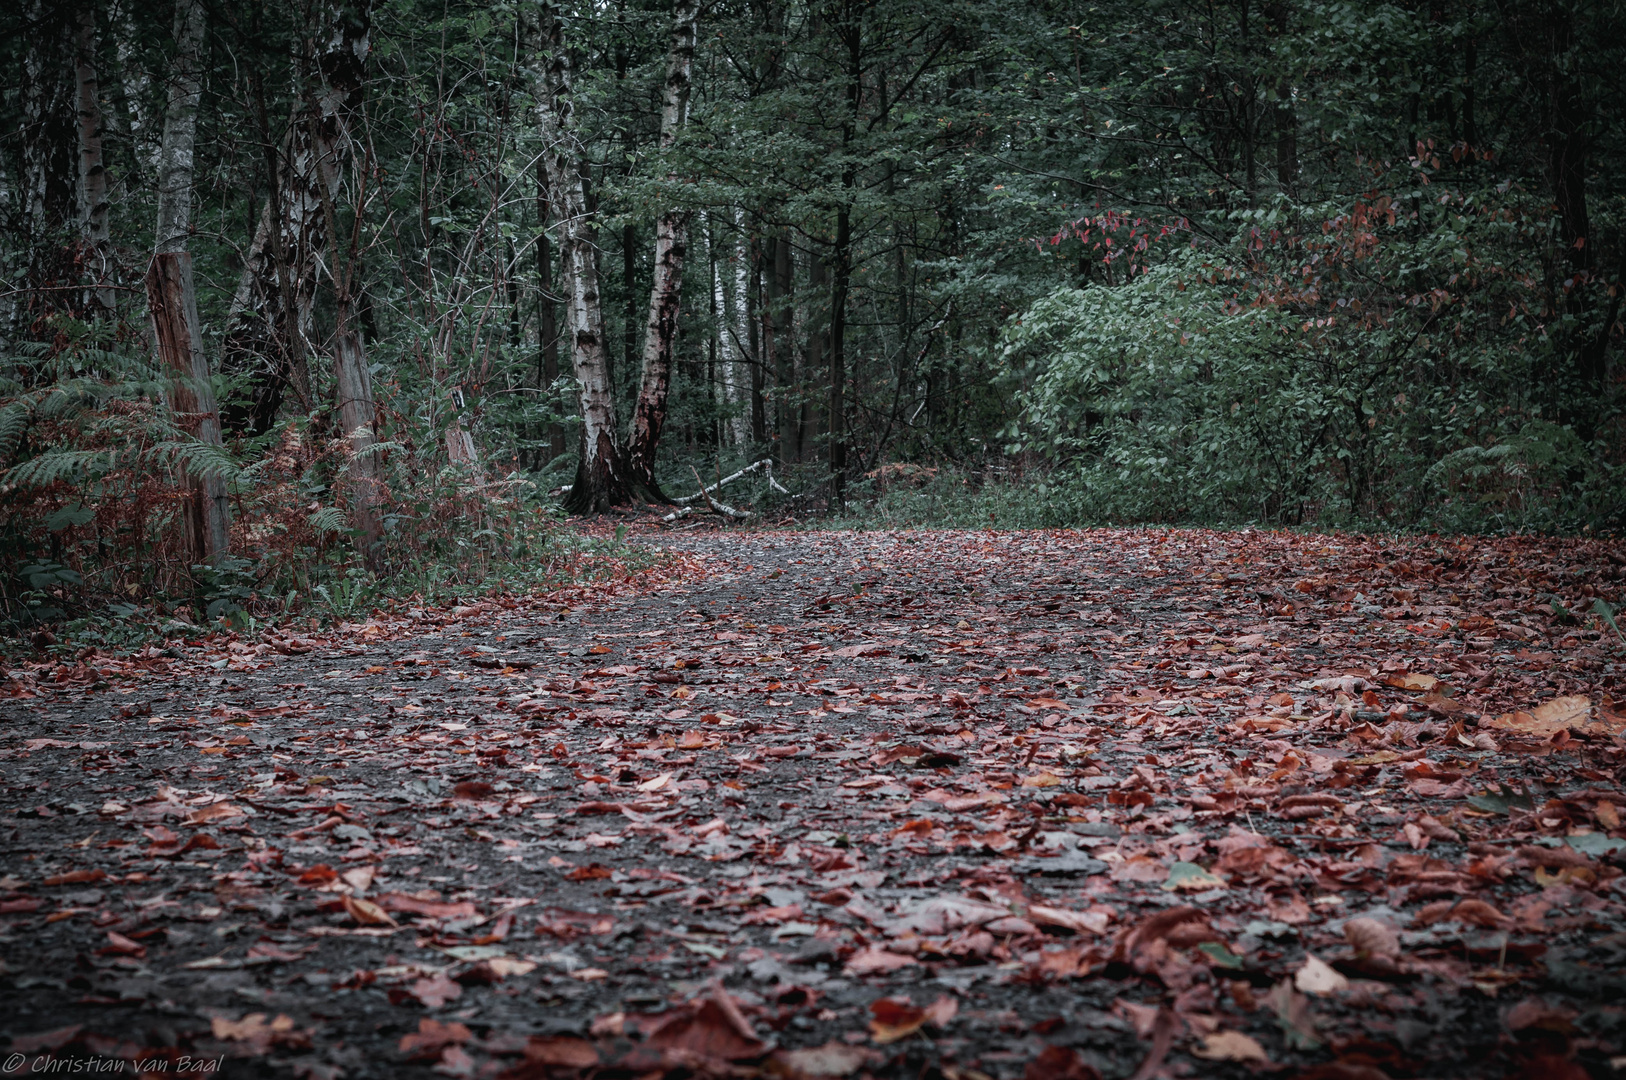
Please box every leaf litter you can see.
[1,526,1624,1079]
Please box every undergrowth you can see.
[0,316,663,658]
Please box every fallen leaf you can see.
[1191,1030,1270,1063]
[1295,954,1349,995]
[868,994,957,1044]
[400,1018,472,1059]
[844,946,918,976]
[1162,861,1227,892]
[406,972,464,1008]
[646,986,768,1061]
[343,894,398,927]
[1344,916,1400,959]
[520,1035,599,1069]
[778,1042,876,1078]
[1023,1045,1102,1080]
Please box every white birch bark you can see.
[625,0,698,493]
[154,0,204,256]
[530,0,624,512]
[729,206,753,448]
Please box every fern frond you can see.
[0,401,33,463]
[151,439,242,481]
[309,507,348,535]
[2,449,112,489]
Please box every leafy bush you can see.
[1001,193,1625,534]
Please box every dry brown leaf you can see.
[1483,695,1599,738]
[1344,916,1400,959]
[1191,1030,1270,1063]
[342,894,398,927]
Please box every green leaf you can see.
[1163,861,1227,891]
[46,502,95,532]
[1197,941,1243,969]
[1567,834,1626,857]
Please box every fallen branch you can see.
[673,458,788,504]
[688,466,753,519]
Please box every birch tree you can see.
[530,0,626,514]
[73,1,113,315]
[625,0,698,497]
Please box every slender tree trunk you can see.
[23,0,76,235]
[718,214,750,449]
[532,0,626,514]
[829,208,850,511]
[1264,4,1295,193]
[626,0,698,498]
[829,11,861,510]
[74,1,113,315]
[768,232,795,459]
[730,209,754,449]
[749,234,765,447]
[803,248,826,464]
[537,171,564,462]
[148,0,229,565]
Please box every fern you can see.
[152,438,242,481]
[0,401,33,463]
[2,449,114,489]
[309,507,348,535]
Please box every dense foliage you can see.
[0,0,1621,633]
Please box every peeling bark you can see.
[621,0,700,498]
[147,0,229,565]
[146,254,230,564]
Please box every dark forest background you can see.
[1,0,1622,638]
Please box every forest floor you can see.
[2,525,1625,1080]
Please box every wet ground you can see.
[2,527,1623,1080]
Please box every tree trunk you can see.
[829,207,850,511]
[829,12,860,511]
[155,0,205,258]
[768,231,795,459]
[221,4,368,434]
[147,255,230,565]
[749,234,765,448]
[310,1,382,566]
[626,0,698,498]
[532,0,626,514]
[537,171,565,463]
[21,0,77,320]
[804,248,826,464]
[334,331,383,565]
[148,0,229,566]
[730,209,754,449]
[74,1,113,315]
[715,215,749,449]
[23,0,76,239]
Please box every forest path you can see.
[2,527,1623,1080]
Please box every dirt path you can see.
[2,528,1623,1080]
